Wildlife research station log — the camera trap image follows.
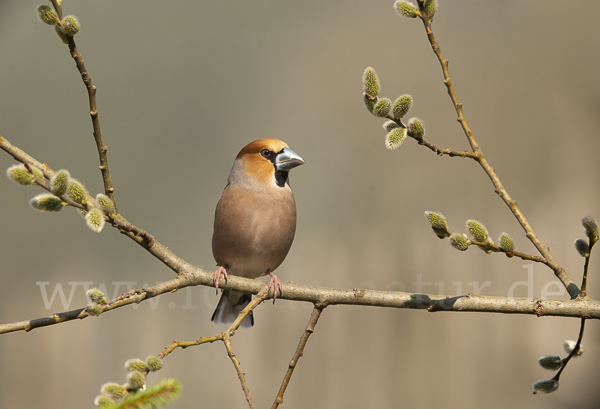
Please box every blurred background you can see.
[1,1,600,408]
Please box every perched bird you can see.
[211,138,305,328]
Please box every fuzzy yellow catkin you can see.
[362,67,380,97]
[407,117,424,138]
[385,127,406,150]
[373,98,392,117]
[392,94,413,119]
[51,170,71,196]
[449,233,470,251]
[7,164,35,185]
[29,194,66,212]
[85,208,105,233]
[68,179,89,205]
[394,1,420,18]
[60,15,80,36]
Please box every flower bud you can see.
[574,238,590,257]
[466,219,489,243]
[581,215,599,243]
[51,170,71,196]
[538,355,563,371]
[424,211,450,239]
[100,382,127,400]
[499,233,515,253]
[407,117,424,138]
[87,303,102,316]
[362,67,380,97]
[68,179,89,205]
[362,93,375,113]
[96,194,116,219]
[392,94,412,119]
[532,379,558,394]
[7,164,35,186]
[424,0,437,22]
[146,356,163,372]
[383,120,400,132]
[37,5,59,25]
[385,127,407,150]
[125,358,148,373]
[29,194,66,212]
[85,208,106,233]
[60,15,80,37]
[563,340,584,356]
[126,371,146,390]
[394,1,420,18]
[87,288,107,305]
[373,98,392,117]
[449,233,470,251]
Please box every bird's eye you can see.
[260,149,272,158]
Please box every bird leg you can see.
[213,266,228,294]
[268,271,283,302]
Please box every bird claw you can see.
[213,266,228,294]
[268,272,282,303]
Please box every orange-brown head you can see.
[228,138,305,191]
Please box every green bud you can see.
[449,233,470,251]
[362,67,380,97]
[51,170,71,196]
[532,379,559,395]
[424,0,437,22]
[392,94,413,119]
[538,355,563,371]
[424,211,450,239]
[125,358,148,373]
[499,232,515,253]
[96,194,116,219]
[126,371,146,390]
[29,165,45,181]
[362,93,376,113]
[87,288,107,305]
[37,5,59,25]
[394,1,420,18]
[87,302,102,316]
[373,98,392,117]
[407,117,425,138]
[383,120,401,132]
[67,179,88,205]
[100,382,127,400]
[581,215,599,243]
[574,238,590,258]
[85,208,106,233]
[385,127,407,150]
[466,219,489,243]
[29,194,66,212]
[94,395,115,408]
[60,15,80,37]
[563,340,584,356]
[146,356,163,372]
[7,164,35,186]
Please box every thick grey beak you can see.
[275,147,305,171]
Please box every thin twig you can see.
[271,304,325,409]
[416,12,579,298]
[50,0,117,209]
[552,318,586,382]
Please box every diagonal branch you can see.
[416,13,579,298]
[272,304,325,409]
[50,0,117,208]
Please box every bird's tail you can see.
[211,290,254,328]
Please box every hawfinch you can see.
[211,138,305,328]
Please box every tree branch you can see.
[416,13,580,298]
[272,304,325,409]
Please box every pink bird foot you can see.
[213,266,228,294]
[268,272,283,302]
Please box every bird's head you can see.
[229,138,305,191]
